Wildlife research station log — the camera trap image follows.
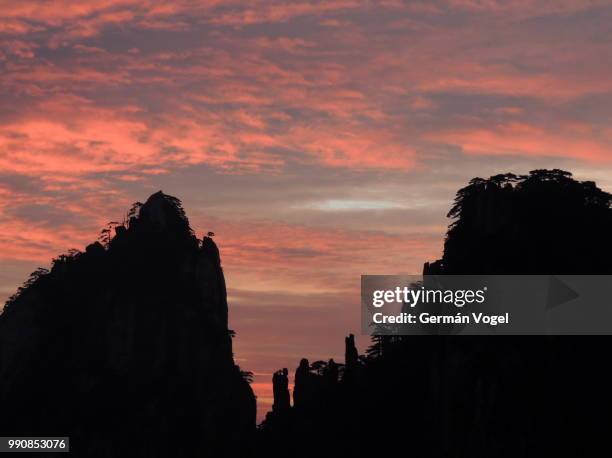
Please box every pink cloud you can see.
[431,122,612,161]
[2,0,610,183]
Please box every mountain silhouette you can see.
[0,192,255,457]
[259,169,612,457]
[3,171,612,457]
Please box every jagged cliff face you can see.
[0,192,255,457]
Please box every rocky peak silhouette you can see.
[0,192,255,457]
[344,333,358,371]
[137,191,192,235]
[272,368,290,413]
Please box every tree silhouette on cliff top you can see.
[426,169,612,274]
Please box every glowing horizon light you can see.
[302,199,407,211]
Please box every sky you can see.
[1,0,612,421]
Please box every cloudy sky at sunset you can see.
[2,0,612,418]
